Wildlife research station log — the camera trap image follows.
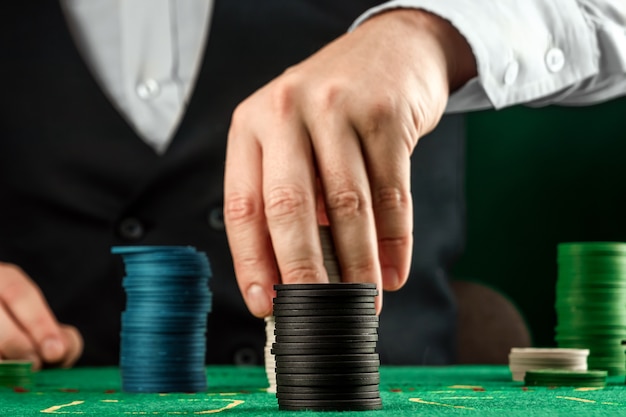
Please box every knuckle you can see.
[326,189,368,220]
[373,186,410,212]
[343,259,379,282]
[224,193,261,226]
[230,100,251,133]
[269,77,300,118]
[311,81,346,112]
[235,250,268,273]
[265,185,310,223]
[362,95,397,130]
[280,260,322,284]
[379,234,412,251]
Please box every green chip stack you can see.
[524,369,608,388]
[555,242,626,375]
[0,361,34,388]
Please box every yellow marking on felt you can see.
[195,399,244,414]
[448,385,484,390]
[40,400,85,413]
[218,393,238,396]
[121,399,244,415]
[101,399,119,403]
[557,396,596,404]
[601,402,620,406]
[574,387,603,392]
[440,396,494,400]
[409,398,474,410]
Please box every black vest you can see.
[0,1,462,366]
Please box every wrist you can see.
[366,8,477,92]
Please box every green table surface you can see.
[1,366,626,416]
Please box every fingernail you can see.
[382,267,400,290]
[246,284,271,317]
[42,337,64,362]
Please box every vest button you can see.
[233,347,258,365]
[207,206,225,231]
[118,217,145,241]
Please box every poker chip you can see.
[271,282,382,412]
[264,226,342,394]
[554,242,626,375]
[0,361,34,388]
[319,225,342,284]
[113,245,212,393]
[508,348,589,381]
[524,369,608,387]
[265,316,277,394]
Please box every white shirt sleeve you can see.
[351,0,626,113]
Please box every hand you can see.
[0,262,83,369]
[224,9,476,317]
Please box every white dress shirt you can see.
[61,0,626,153]
[60,0,214,154]
[354,0,626,112]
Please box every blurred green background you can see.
[453,97,626,348]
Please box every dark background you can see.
[453,96,626,348]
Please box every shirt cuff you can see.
[351,0,599,113]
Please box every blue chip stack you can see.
[112,246,212,393]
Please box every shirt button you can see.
[545,48,565,73]
[136,79,160,100]
[503,61,519,85]
[118,217,145,241]
[207,206,225,231]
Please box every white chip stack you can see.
[319,225,341,283]
[265,316,277,393]
[508,348,589,382]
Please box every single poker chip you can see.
[111,245,198,254]
[274,289,378,298]
[272,342,376,355]
[274,353,380,363]
[275,359,380,368]
[273,296,375,304]
[278,399,382,412]
[278,398,382,407]
[274,334,378,343]
[272,346,376,356]
[276,373,380,386]
[558,242,626,256]
[273,308,377,317]
[274,317,378,331]
[524,369,608,387]
[273,315,378,323]
[276,365,380,374]
[274,327,378,336]
[276,384,380,394]
[276,390,381,400]
[272,302,376,310]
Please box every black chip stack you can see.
[112,246,212,393]
[272,283,382,411]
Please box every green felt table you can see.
[1,366,626,416]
